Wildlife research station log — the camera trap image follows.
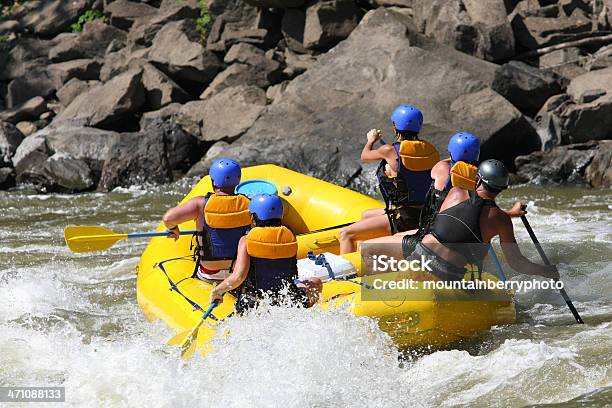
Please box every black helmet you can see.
[477,159,509,192]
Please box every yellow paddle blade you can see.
[64,226,128,253]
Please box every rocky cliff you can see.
[0,0,610,192]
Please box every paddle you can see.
[168,301,219,360]
[64,226,197,253]
[520,216,584,324]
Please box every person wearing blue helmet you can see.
[163,158,251,283]
[339,104,441,254]
[209,194,322,312]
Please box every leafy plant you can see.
[196,0,212,43]
[0,35,10,52]
[70,9,105,33]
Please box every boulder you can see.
[0,38,56,81]
[303,0,361,50]
[266,81,290,103]
[0,20,21,35]
[201,63,281,98]
[585,140,612,188]
[205,0,269,52]
[16,121,38,137]
[141,63,190,111]
[366,0,413,6]
[19,0,95,37]
[179,85,267,141]
[243,0,306,7]
[283,48,317,78]
[105,0,158,30]
[0,167,15,189]
[45,126,117,177]
[156,120,203,173]
[186,141,231,177]
[148,20,222,93]
[99,47,148,82]
[0,121,25,167]
[585,44,612,71]
[413,0,515,61]
[220,9,522,188]
[5,70,55,108]
[492,61,564,116]
[515,140,612,187]
[128,2,199,46]
[535,67,612,147]
[42,153,94,192]
[0,96,47,124]
[47,59,101,89]
[53,69,145,130]
[11,133,50,184]
[139,103,182,129]
[56,78,98,107]
[511,11,592,50]
[48,21,127,63]
[97,122,188,191]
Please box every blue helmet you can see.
[391,105,423,133]
[448,132,480,163]
[249,194,283,221]
[210,158,241,188]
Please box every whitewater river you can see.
[1,180,610,407]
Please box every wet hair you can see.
[252,214,282,227]
[211,180,235,195]
[396,129,419,141]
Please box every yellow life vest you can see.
[450,161,478,190]
[204,194,251,229]
[398,140,440,171]
[245,226,298,259]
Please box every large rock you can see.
[42,153,94,192]
[205,0,271,51]
[244,0,306,7]
[47,59,101,89]
[48,21,127,63]
[45,126,117,178]
[54,69,145,130]
[413,0,515,61]
[492,61,564,116]
[515,140,612,187]
[201,60,282,99]
[148,20,222,93]
[186,141,231,177]
[105,0,158,30]
[56,78,99,108]
[0,122,25,167]
[303,0,361,50]
[99,47,148,82]
[19,0,95,37]
[220,9,527,187]
[511,11,592,50]
[0,38,56,81]
[128,1,199,46]
[535,67,612,147]
[139,103,182,129]
[11,133,50,184]
[97,121,200,191]
[281,9,308,53]
[0,97,47,124]
[5,70,55,108]
[141,63,190,111]
[178,85,267,141]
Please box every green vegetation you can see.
[196,0,212,44]
[0,35,9,52]
[70,9,105,33]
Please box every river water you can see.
[1,180,610,407]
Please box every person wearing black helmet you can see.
[400,159,559,281]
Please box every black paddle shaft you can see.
[521,216,584,324]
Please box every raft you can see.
[137,165,516,353]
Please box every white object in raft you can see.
[297,252,357,282]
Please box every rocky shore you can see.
[0,0,610,193]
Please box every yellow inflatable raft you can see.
[137,165,516,352]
